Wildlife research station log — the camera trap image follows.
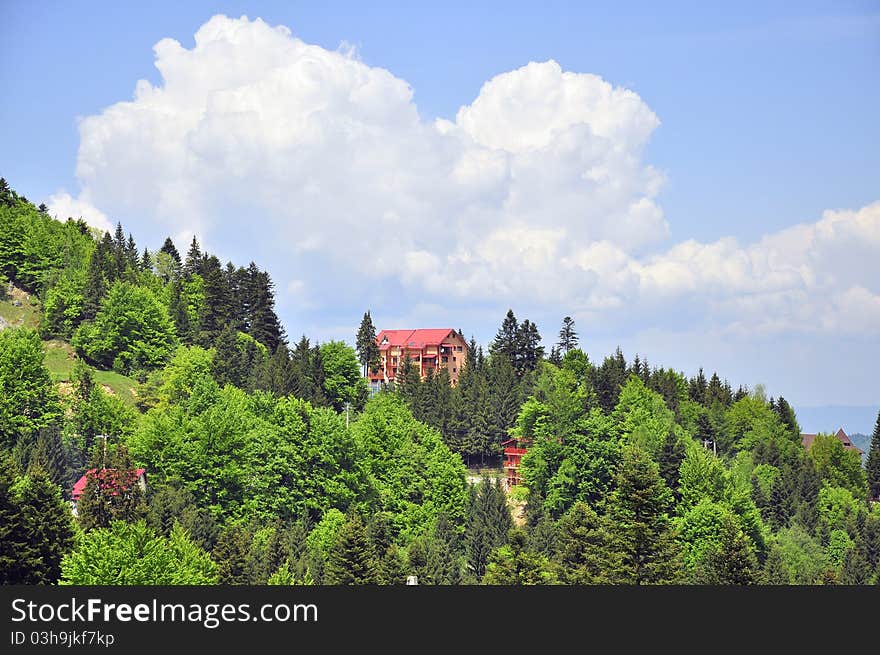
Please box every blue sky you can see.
[1,1,879,431]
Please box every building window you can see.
[453,368,457,373]
[441,356,448,363]
[456,346,463,352]
[452,356,456,362]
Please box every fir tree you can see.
[489,309,519,363]
[356,311,380,376]
[245,263,285,352]
[465,478,512,579]
[159,237,181,264]
[325,514,379,585]
[697,516,759,585]
[198,255,230,345]
[81,238,109,321]
[213,524,252,585]
[486,353,520,460]
[0,455,29,584]
[761,544,790,585]
[657,429,686,500]
[29,425,67,489]
[16,466,75,584]
[548,345,563,367]
[141,248,152,272]
[841,543,870,585]
[557,316,578,353]
[424,512,464,585]
[688,368,708,404]
[516,319,544,374]
[602,445,681,584]
[482,529,558,585]
[866,409,880,500]
[554,501,607,584]
[183,236,202,278]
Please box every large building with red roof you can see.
[369,328,468,390]
[800,428,864,456]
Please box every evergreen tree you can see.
[772,396,801,442]
[290,336,316,401]
[548,345,563,367]
[761,544,790,585]
[325,514,379,585]
[465,478,512,580]
[557,316,578,353]
[81,237,109,321]
[866,410,880,500]
[696,516,759,585]
[516,319,544,374]
[482,529,557,585]
[29,425,67,489]
[603,445,681,584]
[486,353,520,461]
[213,524,251,585]
[197,255,230,345]
[16,466,75,584]
[159,237,181,264]
[212,324,243,388]
[657,429,686,500]
[245,263,285,352]
[0,455,29,584]
[554,502,607,584]
[77,443,146,531]
[423,512,463,585]
[490,310,519,363]
[528,510,557,557]
[168,279,191,344]
[141,248,152,272]
[841,543,870,585]
[593,348,628,413]
[688,368,708,404]
[183,236,202,278]
[0,178,12,206]
[356,311,380,376]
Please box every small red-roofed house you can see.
[70,468,146,515]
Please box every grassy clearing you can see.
[0,286,41,329]
[43,339,139,407]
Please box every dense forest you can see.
[2,176,880,586]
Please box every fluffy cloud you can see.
[46,191,113,233]
[58,14,879,345]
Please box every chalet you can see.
[800,428,864,456]
[368,328,468,391]
[70,468,146,515]
[502,437,529,490]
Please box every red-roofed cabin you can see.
[800,428,864,456]
[70,468,146,515]
[502,438,529,490]
[369,328,468,391]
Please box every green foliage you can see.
[0,328,61,451]
[483,529,558,584]
[61,521,217,584]
[776,524,827,584]
[0,458,75,584]
[325,514,378,584]
[465,477,513,580]
[867,410,880,500]
[612,376,676,455]
[808,433,867,499]
[694,514,759,585]
[350,394,469,542]
[73,280,177,374]
[320,340,368,412]
[553,501,607,584]
[602,445,681,584]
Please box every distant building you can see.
[800,428,864,456]
[70,468,146,515]
[501,437,529,490]
[368,328,468,392]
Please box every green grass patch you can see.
[0,295,41,329]
[43,339,139,407]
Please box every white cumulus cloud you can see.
[57,14,879,347]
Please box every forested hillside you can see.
[2,176,879,586]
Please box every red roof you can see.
[800,428,863,455]
[72,468,145,500]
[376,329,459,351]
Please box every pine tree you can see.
[198,255,231,346]
[29,426,67,489]
[697,516,759,585]
[183,236,202,278]
[244,263,285,352]
[866,410,880,500]
[168,279,191,344]
[489,309,519,363]
[141,248,152,272]
[0,178,12,207]
[77,443,146,531]
[213,524,252,585]
[0,455,29,584]
[159,237,181,264]
[657,429,686,500]
[554,502,607,584]
[528,511,557,557]
[16,466,75,584]
[212,324,243,388]
[356,311,380,376]
[688,368,708,404]
[841,543,870,585]
[516,319,544,374]
[325,514,379,585]
[482,528,557,585]
[603,445,681,584]
[423,512,463,585]
[81,237,109,321]
[465,478,512,580]
[548,346,563,367]
[290,336,316,401]
[557,316,578,353]
[761,544,790,585]
[486,353,520,460]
